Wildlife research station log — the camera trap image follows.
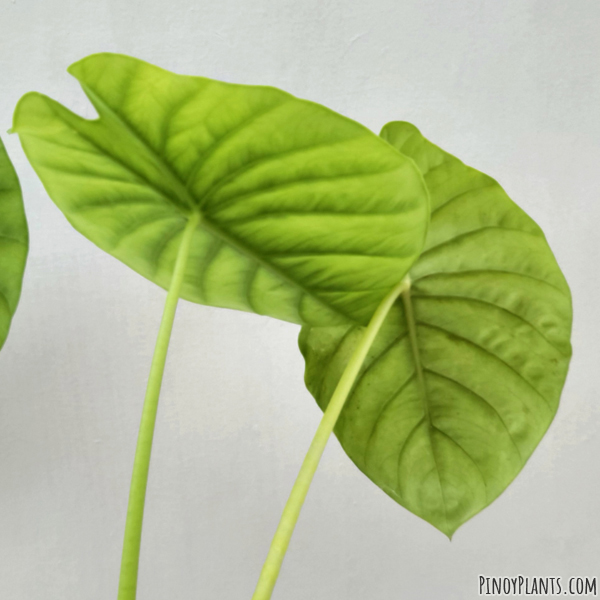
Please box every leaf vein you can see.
[423,367,524,464]
[431,425,489,500]
[363,372,415,467]
[412,269,569,300]
[395,417,425,495]
[429,181,497,216]
[420,226,540,259]
[417,320,553,412]
[412,293,567,356]
[184,100,292,189]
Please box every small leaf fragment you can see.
[0,136,28,351]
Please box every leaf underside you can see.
[299,122,572,537]
[0,136,28,351]
[12,53,429,327]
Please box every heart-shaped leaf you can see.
[299,122,572,537]
[0,136,28,351]
[12,54,429,327]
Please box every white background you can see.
[1,1,599,598]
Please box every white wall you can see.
[1,1,599,598]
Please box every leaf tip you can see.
[427,515,460,540]
[440,520,463,541]
[66,58,83,78]
[380,121,421,147]
[68,52,143,83]
[66,54,98,81]
[12,92,51,135]
[12,92,36,134]
[67,52,116,83]
[435,526,456,542]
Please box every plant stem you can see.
[117,212,200,600]
[251,276,411,600]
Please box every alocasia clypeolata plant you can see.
[9,53,572,599]
[11,53,430,599]
[300,121,573,538]
[0,136,28,352]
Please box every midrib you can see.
[401,278,449,531]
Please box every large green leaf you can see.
[0,136,28,351]
[299,122,572,537]
[12,54,429,326]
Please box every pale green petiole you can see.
[117,212,200,600]
[251,276,411,600]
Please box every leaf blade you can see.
[13,54,429,326]
[300,122,572,536]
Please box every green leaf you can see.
[299,122,572,537]
[0,136,28,351]
[12,53,429,326]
